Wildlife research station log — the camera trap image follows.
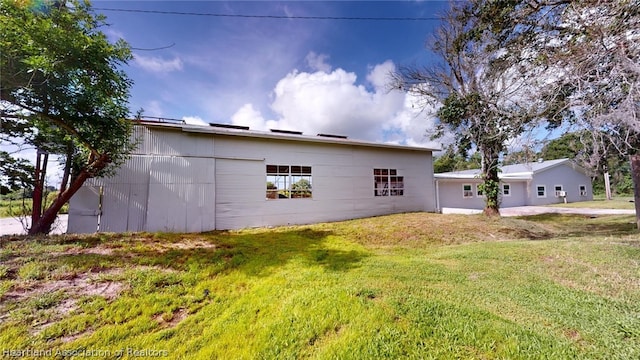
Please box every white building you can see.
[434,158,594,210]
[68,121,438,233]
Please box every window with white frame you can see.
[554,185,564,197]
[463,184,473,198]
[502,183,511,196]
[536,185,546,198]
[266,165,312,199]
[476,184,484,197]
[374,169,404,196]
[579,185,587,196]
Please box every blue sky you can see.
[93,1,451,147]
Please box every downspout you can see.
[435,179,440,213]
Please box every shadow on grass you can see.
[26,228,369,279]
[518,213,638,238]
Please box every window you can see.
[579,185,587,197]
[536,185,546,198]
[374,169,404,196]
[476,184,484,197]
[266,165,312,199]
[554,185,564,197]
[463,184,473,198]
[502,183,511,197]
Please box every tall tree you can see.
[1,0,135,234]
[391,1,560,216]
[474,0,640,227]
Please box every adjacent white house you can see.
[434,158,593,210]
[67,120,438,233]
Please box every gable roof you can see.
[136,120,439,153]
[434,158,586,180]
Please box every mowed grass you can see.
[549,196,636,210]
[0,213,639,359]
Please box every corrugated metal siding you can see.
[67,186,100,233]
[215,159,265,230]
[69,125,436,233]
[146,156,216,232]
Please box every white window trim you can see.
[475,184,485,198]
[266,164,312,200]
[579,184,587,197]
[554,185,564,198]
[502,183,511,197]
[462,184,473,199]
[536,185,547,198]
[374,168,404,197]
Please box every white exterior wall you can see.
[526,165,593,205]
[434,163,593,210]
[500,181,528,207]
[436,179,485,210]
[436,179,529,210]
[212,136,434,229]
[68,125,435,233]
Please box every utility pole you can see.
[604,172,612,200]
[631,154,640,230]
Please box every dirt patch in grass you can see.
[153,308,188,328]
[2,269,125,310]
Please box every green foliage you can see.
[0,152,34,195]
[0,0,136,233]
[433,146,482,173]
[478,177,501,208]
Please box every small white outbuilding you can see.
[67,120,438,233]
[434,158,594,210]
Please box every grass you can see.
[550,196,636,210]
[0,193,69,218]
[0,213,639,359]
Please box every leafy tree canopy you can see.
[0,0,135,233]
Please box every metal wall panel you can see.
[215,159,264,230]
[100,183,131,232]
[67,186,100,233]
[145,129,215,157]
[145,156,215,232]
[70,125,436,233]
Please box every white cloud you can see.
[229,60,445,148]
[305,52,332,73]
[182,116,208,126]
[366,60,395,90]
[142,100,164,118]
[134,54,183,73]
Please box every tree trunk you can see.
[631,154,640,230]
[59,143,73,193]
[28,154,109,235]
[480,145,501,217]
[31,151,44,225]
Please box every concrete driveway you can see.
[442,206,636,217]
[0,214,68,236]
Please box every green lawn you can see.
[1,213,639,359]
[0,193,69,218]
[550,196,636,210]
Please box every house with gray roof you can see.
[67,120,438,233]
[434,158,593,210]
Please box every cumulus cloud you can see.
[134,54,183,73]
[182,116,208,125]
[230,59,444,148]
[305,51,332,73]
